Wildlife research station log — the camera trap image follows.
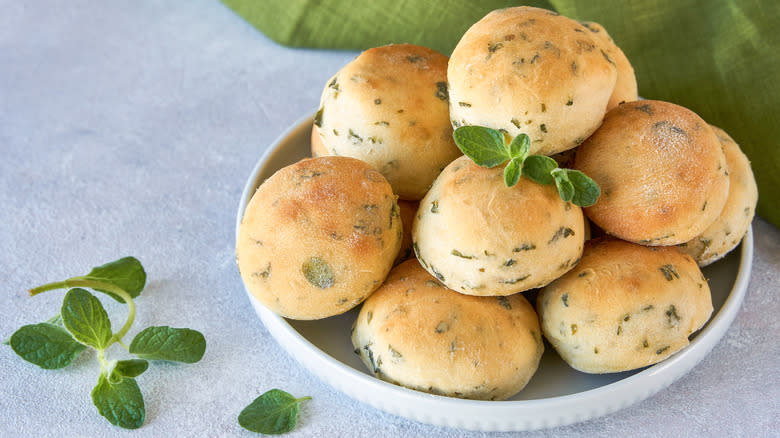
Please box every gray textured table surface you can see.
[1,1,778,437]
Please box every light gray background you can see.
[1,1,778,437]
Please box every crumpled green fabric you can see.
[222,0,779,228]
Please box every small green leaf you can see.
[238,389,311,435]
[9,323,86,369]
[566,169,601,207]
[453,126,510,167]
[552,169,575,202]
[452,127,601,202]
[129,326,206,363]
[92,373,145,429]
[77,256,146,303]
[110,359,149,383]
[523,155,558,185]
[507,133,530,160]
[61,288,113,350]
[503,158,523,187]
[5,314,64,344]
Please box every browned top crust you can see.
[574,100,729,245]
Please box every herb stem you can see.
[29,280,69,296]
[97,349,108,374]
[296,396,312,403]
[29,278,136,349]
[65,279,136,347]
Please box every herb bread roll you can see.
[678,125,758,266]
[579,21,638,110]
[574,100,730,246]
[447,6,618,156]
[413,156,585,296]
[537,238,713,373]
[236,156,402,320]
[314,43,462,200]
[352,260,544,400]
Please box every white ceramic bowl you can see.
[235,113,753,432]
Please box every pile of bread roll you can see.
[237,7,757,400]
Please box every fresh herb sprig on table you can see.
[3,257,206,429]
[239,389,311,435]
[453,126,600,207]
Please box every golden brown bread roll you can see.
[236,156,402,319]
[352,260,543,400]
[537,238,713,373]
[574,100,730,245]
[447,6,618,156]
[314,44,461,200]
[413,156,584,296]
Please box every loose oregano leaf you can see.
[92,373,145,429]
[110,359,149,383]
[566,169,601,207]
[507,133,530,159]
[452,126,509,167]
[9,323,86,369]
[61,288,113,350]
[78,257,146,303]
[523,155,557,185]
[238,389,311,435]
[3,314,64,346]
[129,326,206,363]
[551,168,575,202]
[503,157,523,187]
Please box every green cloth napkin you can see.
[222,0,780,229]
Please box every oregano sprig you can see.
[5,257,206,429]
[239,389,311,435]
[452,125,601,207]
